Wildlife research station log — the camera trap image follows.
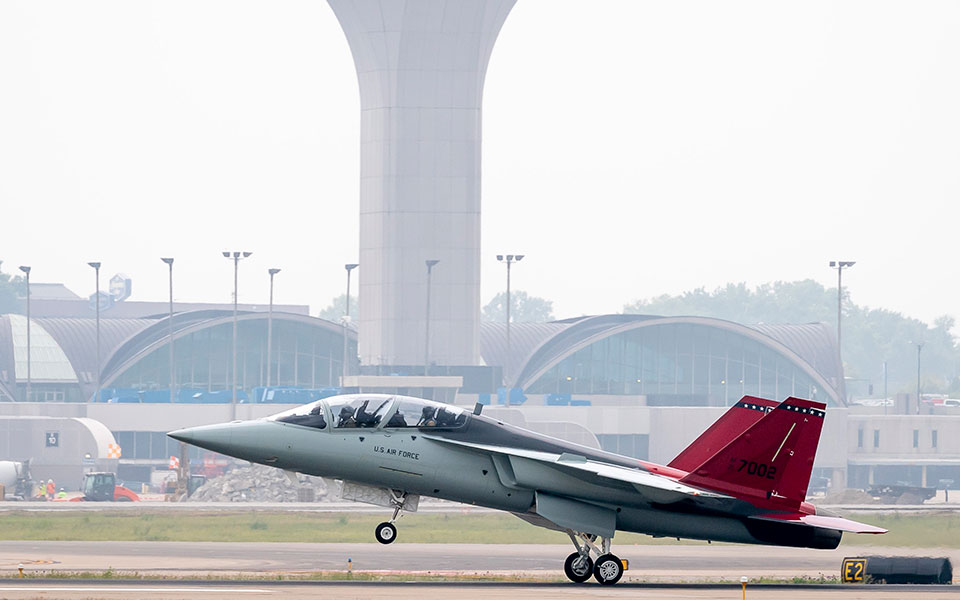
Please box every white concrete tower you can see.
[327,0,516,368]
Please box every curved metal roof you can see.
[748,323,841,392]
[480,314,844,406]
[0,310,352,401]
[479,321,568,369]
[35,317,150,384]
[100,310,353,389]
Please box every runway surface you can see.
[2,541,958,582]
[0,580,956,600]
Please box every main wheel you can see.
[593,553,624,585]
[374,521,397,545]
[563,552,593,583]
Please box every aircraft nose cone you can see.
[166,423,235,455]
[167,420,284,466]
[167,428,195,444]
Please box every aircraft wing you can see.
[749,513,887,534]
[421,434,731,505]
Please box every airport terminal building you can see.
[2,300,958,494]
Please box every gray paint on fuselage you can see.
[261,420,535,514]
[172,405,843,550]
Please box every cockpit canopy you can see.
[268,394,468,431]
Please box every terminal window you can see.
[873,429,880,448]
[913,429,919,448]
[932,430,938,448]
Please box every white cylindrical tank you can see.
[0,461,20,489]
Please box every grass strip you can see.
[0,509,956,547]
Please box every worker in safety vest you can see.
[57,488,67,499]
[45,479,55,500]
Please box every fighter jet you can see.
[168,394,885,585]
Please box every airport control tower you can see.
[328,0,516,372]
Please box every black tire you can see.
[374,521,397,545]
[563,552,594,583]
[593,553,624,585]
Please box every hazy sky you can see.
[1,1,957,325]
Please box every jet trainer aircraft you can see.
[169,393,884,585]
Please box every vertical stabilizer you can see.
[680,397,826,507]
[668,396,777,472]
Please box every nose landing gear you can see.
[374,489,408,545]
[564,531,624,585]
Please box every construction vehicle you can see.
[70,472,140,502]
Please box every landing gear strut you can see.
[374,490,407,545]
[563,531,624,585]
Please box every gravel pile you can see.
[189,464,332,502]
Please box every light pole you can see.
[496,254,524,385]
[87,262,101,402]
[266,268,281,389]
[424,259,440,375]
[828,261,855,360]
[161,258,175,403]
[342,263,359,386]
[18,266,31,401]
[829,260,855,403]
[830,260,857,366]
[222,251,252,419]
[916,342,924,415]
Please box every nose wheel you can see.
[375,521,397,544]
[373,489,407,545]
[564,531,624,585]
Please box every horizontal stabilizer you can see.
[750,513,887,534]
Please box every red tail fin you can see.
[668,396,777,472]
[680,397,826,507]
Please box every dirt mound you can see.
[895,491,926,505]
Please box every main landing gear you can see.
[564,531,624,585]
[374,490,407,545]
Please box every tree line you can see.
[623,280,959,397]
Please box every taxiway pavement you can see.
[2,541,958,583]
